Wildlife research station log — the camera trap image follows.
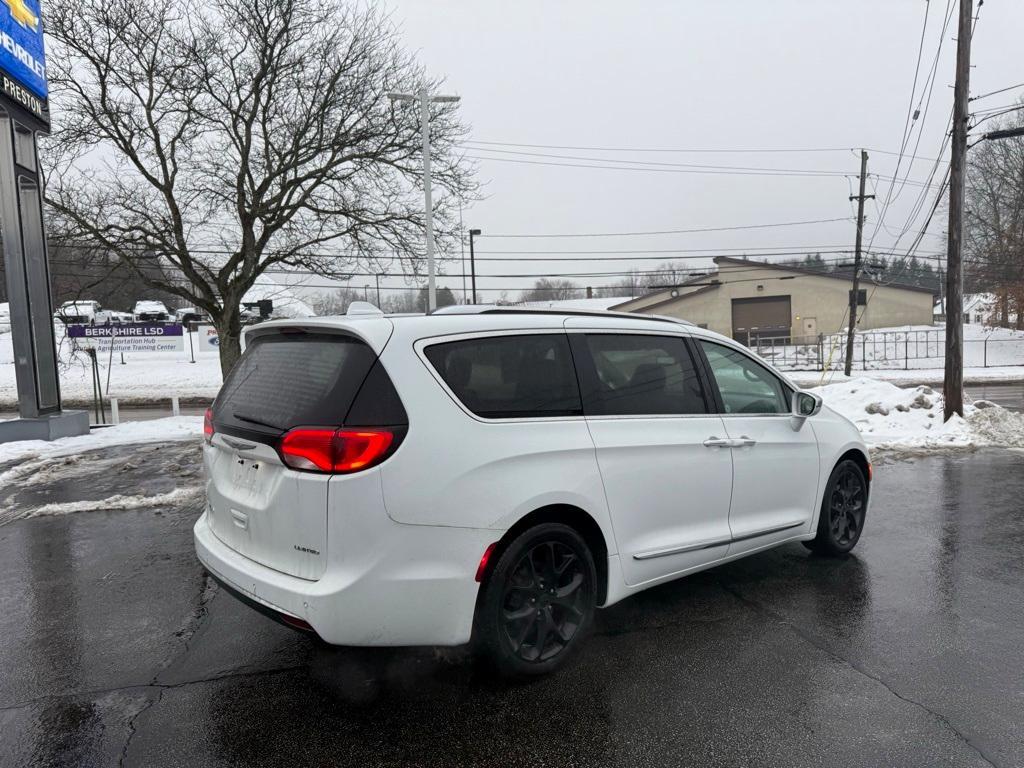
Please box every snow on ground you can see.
[0,416,202,472]
[0,328,223,405]
[0,487,202,527]
[788,366,1024,388]
[808,377,1024,451]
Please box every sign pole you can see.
[0,0,88,441]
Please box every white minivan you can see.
[194,306,870,675]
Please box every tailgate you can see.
[205,321,395,580]
[205,435,329,580]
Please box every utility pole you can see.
[469,228,482,303]
[845,150,874,376]
[388,89,460,312]
[375,273,382,307]
[943,0,973,420]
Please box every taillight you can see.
[279,428,394,473]
[203,408,214,444]
[475,542,498,583]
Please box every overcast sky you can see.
[363,0,1024,303]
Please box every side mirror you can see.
[792,390,822,418]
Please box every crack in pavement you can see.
[0,664,311,716]
[717,578,1002,768]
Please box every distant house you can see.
[933,293,998,325]
[611,256,935,344]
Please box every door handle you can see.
[703,437,731,447]
[703,436,757,448]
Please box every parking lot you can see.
[0,443,1020,767]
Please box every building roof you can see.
[517,296,635,311]
[610,255,935,312]
[710,256,935,292]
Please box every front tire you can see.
[804,459,868,556]
[476,523,597,677]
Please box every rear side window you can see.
[425,334,582,419]
[214,333,378,433]
[578,334,708,415]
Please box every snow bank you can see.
[0,416,202,471]
[0,486,202,527]
[812,377,1024,451]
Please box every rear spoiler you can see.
[242,316,395,355]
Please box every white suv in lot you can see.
[194,306,870,675]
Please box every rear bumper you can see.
[193,510,497,646]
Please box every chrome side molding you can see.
[632,520,805,560]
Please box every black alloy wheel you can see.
[805,459,868,556]
[477,523,596,676]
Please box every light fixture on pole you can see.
[468,228,482,304]
[388,89,460,312]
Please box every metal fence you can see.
[752,328,1024,372]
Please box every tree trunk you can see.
[215,307,244,379]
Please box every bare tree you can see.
[965,105,1024,328]
[43,0,476,374]
[311,286,364,316]
[518,278,583,303]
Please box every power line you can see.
[477,217,854,238]
[467,154,946,188]
[867,0,954,251]
[460,140,937,160]
[467,146,865,175]
[969,82,1024,102]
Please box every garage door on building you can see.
[731,296,792,345]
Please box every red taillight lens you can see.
[279,428,394,473]
[203,408,214,444]
[475,542,498,583]
[280,429,336,471]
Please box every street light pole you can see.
[388,89,460,313]
[469,228,482,304]
[375,273,382,307]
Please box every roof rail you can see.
[430,304,691,326]
[485,307,688,325]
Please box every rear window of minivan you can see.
[213,332,403,434]
[425,334,582,419]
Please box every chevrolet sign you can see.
[0,0,46,111]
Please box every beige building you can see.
[612,256,935,343]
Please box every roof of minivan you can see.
[247,307,726,350]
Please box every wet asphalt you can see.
[1,444,1023,767]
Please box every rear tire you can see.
[475,523,597,677]
[804,459,868,556]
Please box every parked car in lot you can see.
[195,306,870,676]
[133,300,171,322]
[54,300,131,325]
[175,306,207,324]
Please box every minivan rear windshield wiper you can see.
[232,411,284,431]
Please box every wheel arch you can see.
[837,447,871,490]
[478,504,610,606]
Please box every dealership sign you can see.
[195,323,219,354]
[0,0,47,123]
[67,323,185,353]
